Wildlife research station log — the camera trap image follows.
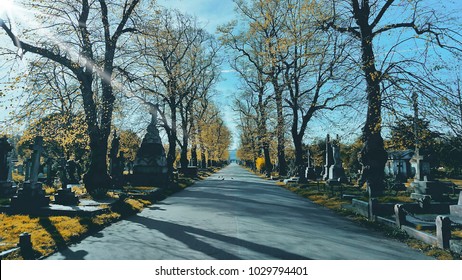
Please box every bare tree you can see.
[323,0,462,196]
[0,0,141,194]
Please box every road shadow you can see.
[130,215,310,260]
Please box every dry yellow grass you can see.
[0,214,88,257]
[453,230,462,239]
[91,213,121,226]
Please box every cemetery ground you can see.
[273,176,462,260]
[0,168,220,260]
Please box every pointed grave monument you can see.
[132,104,168,186]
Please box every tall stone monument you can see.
[0,137,16,197]
[409,93,452,203]
[305,149,316,180]
[11,136,50,210]
[328,135,347,183]
[132,104,168,186]
[322,134,333,181]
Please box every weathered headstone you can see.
[328,135,347,184]
[322,134,333,181]
[132,104,168,186]
[449,191,462,218]
[0,137,16,197]
[11,136,50,210]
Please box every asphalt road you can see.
[46,163,431,260]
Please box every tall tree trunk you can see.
[293,133,305,183]
[180,123,189,171]
[355,5,387,197]
[77,71,111,194]
[257,88,272,177]
[190,118,198,166]
[201,148,207,168]
[274,83,287,176]
[167,104,177,184]
[262,144,272,177]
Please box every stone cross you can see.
[28,136,44,188]
[411,148,425,181]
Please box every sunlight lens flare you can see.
[0,0,15,17]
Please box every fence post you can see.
[18,232,33,260]
[394,204,406,228]
[369,198,377,221]
[436,216,451,249]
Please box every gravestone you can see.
[322,134,333,181]
[132,104,168,186]
[0,137,16,197]
[305,149,316,180]
[328,135,347,184]
[65,159,80,184]
[24,158,31,181]
[449,192,462,218]
[11,136,50,210]
[53,184,79,206]
[410,148,453,203]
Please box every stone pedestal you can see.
[53,186,79,206]
[10,182,50,210]
[328,165,347,183]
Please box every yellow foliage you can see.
[256,157,265,171]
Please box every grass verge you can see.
[278,181,461,260]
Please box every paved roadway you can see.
[46,163,431,260]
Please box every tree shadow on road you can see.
[130,215,310,260]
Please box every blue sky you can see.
[158,0,241,148]
[1,0,462,149]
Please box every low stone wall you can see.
[401,225,438,246]
[351,199,369,217]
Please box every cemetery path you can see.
[46,163,431,260]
